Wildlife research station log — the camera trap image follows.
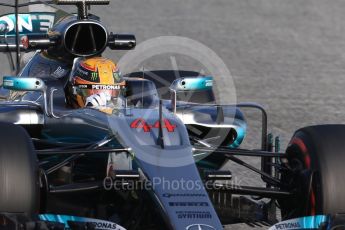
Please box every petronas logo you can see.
[91,72,98,81]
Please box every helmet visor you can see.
[78,88,120,98]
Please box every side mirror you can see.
[169,76,213,114]
[169,76,213,91]
[3,76,47,91]
[3,76,49,116]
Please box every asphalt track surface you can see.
[2,0,345,229]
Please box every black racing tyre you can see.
[0,122,39,214]
[279,125,345,220]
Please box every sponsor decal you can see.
[91,72,99,81]
[0,13,55,35]
[186,224,216,230]
[130,118,176,132]
[205,79,213,87]
[269,215,328,230]
[272,222,301,230]
[89,221,119,230]
[92,85,121,90]
[77,84,88,89]
[113,70,121,81]
[163,193,206,198]
[76,84,124,90]
[52,66,66,79]
[176,211,212,219]
[169,202,209,207]
[76,67,89,76]
[3,79,13,87]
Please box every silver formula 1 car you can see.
[0,1,345,230]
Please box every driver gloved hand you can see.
[85,92,111,107]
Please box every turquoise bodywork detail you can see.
[269,215,328,230]
[3,76,45,91]
[231,119,247,148]
[172,76,213,91]
[39,214,86,225]
[39,214,125,230]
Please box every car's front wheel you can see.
[279,125,345,220]
[0,122,39,215]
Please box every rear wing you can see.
[0,0,67,74]
[0,11,57,73]
[0,12,56,38]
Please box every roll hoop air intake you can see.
[20,0,136,57]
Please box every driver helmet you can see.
[67,57,124,108]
